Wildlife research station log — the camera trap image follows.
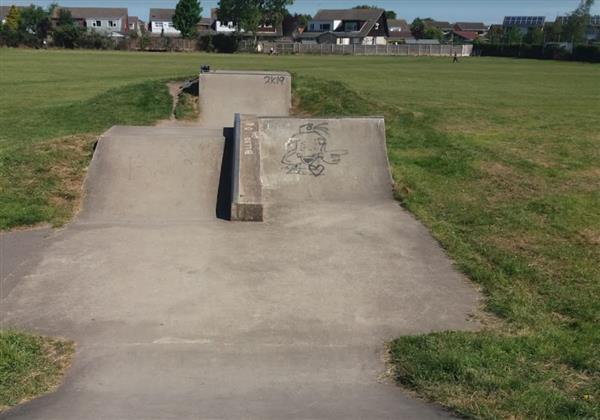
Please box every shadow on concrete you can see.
[216,127,233,220]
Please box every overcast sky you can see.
[5,0,599,24]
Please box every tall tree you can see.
[410,17,425,39]
[423,27,443,41]
[56,8,74,26]
[218,0,292,39]
[5,5,21,31]
[173,0,202,38]
[523,27,544,45]
[506,26,522,45]
[563,0,595,43]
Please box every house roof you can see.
[305,8,386,38]
[388,19,410,32]
[453,30,478,40]
[149,8,175,22]
[426,20,452,30]
[405,38,440,44]
[312,8,385,22]
[52,7,128,20]
[455,22,488,31]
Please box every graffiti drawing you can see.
[281,122,348,177]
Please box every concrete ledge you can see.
[231,114,263,221]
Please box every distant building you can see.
[405,38,440,45]
[453,22,488,35]
[503,16,546,34]
[300,8,389,45]
[452,30,479,43]
[128,16,144,35]
[424,20,453,35]
[149,8,179,35]
[211,8,236,33]
[555,15,600,41]
[387,18,415,43]
[51,7,129,37]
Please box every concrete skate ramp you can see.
[231,115,392,220]
[199,71,291,129]
[79,126,225,223]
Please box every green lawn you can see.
[1,49,599,418]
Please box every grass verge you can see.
[293,75,600,419]
[0,331,74,411]
[0,80,172,230]
[174,92,199,121]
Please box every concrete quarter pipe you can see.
[0,70,479,419]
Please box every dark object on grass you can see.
[200,65,211,73]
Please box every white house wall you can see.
[86,17,123,33]
[151,20,180,34]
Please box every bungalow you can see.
[387,18,415,44]
[51,7,129,36]
[452,30,479,43]
[299,8,389,45]
[425,20,453,35]
[149,8,179,35]
[453,22,488,35]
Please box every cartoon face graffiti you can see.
[281,122,348,176]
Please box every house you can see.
[128,16,144,35]
[51,7,129,36]
[453,22,488,35]
[197,17,212,33]
[503,16,546,35]
[425,20,453,35]
[149,8,179,35]
[556,15,600,41]
[211,8,236,33]
[387,18,415,43]
[452,30,478,43]
[299,8,389,45]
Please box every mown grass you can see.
[0,331,74,411]
[0,49,599,418]
[292,75,600,418]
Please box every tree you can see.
[423,27,443,41]
[523,27,544,45]
[218,0,293,41]
[56,8,74,26]
[19,5,51,39]
[173,0,202,38]
[506,26,522,45]
[563,0,595,44]
[5,5,21,31]
[547,20,563,42]
[385,11,396,20]
[487,25,504,44]
[282,11,310,36]
[410,18,425,39]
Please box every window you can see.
[321,23,330,31]
[344,22,358,31]
[108,20,116,27]
[310,23,315,31]
[93,20,101,27]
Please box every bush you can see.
[198,33,240,53]
[76,31,115,50]
[0,25,41,48]
[572,45,600,62]
[52,25,83,48]
[474,43,597,62]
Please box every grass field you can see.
[1,49,599,418]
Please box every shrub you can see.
[198,33,240,53]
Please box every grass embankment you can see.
[174,92,198,121]
[294,76,600,419]
[1,50,598,418]
[0,331,74,411]
[0,80,171,229]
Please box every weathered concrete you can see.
[1,121,479,419]
[198,70,291,129]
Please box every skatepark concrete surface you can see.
[0,71,480,419]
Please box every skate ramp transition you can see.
[231,114,391,221]
[198,70,291,129]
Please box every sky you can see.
[4,0,600,24]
